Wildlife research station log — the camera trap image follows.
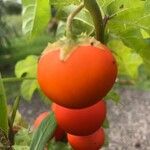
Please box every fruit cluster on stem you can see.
[36,0,118,149]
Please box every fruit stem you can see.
[84,0,104,43]
[2,77,36,82]
[66,2,84,39]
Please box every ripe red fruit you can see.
[52,100,106,136]
[33,112,65,141]
[68,128,105,150]
[38,40,117,108]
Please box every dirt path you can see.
[18,87,150,150]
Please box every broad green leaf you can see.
[120,28,150,53]
[51,0,80,7]
[143,59,150,75]
[140,38,150,60]
[15,55,38,101]
[0,73,8,136]
[107,6,144,34]
[22,0,35,6]
[30,112,57,150]
[108,40,143,78]
[74,8,93,27]
[15,55,38,78]
[140,39,150,75]
[21,80,38,101]
[106,0,150,50]
[97,0,145,17]
[22,0,51,38]
[55,21,66,39]
[141,29,150,39]
[56,5,93,36]
[136,65,150,90]
[105,90,120,104]
[106,0,144,16]
[97,0,113,15]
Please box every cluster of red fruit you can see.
[37,39,117,150]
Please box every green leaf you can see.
[13,145,30,150]
[21,80,38,101]
[103,131,109,147]
[105,90,120,104]
[106,0,150,50]
[105,0,144,16]
[141,29,150,39]
[15,55,38,78]
[22,0,35,6]
[57,5,93,35]
[22,0,51,38]
[30,112,57,150]
[51,0,80,7]
[108,40,143,78]
[120,28,150,53]
[140,38,150,75]
[15,55,38,101]
[14,128,32,146]
[48,140,71,150]
[102,118,109,129]
[0,73,8,136]
[55,21,66,39]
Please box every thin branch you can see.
[66,3,84,38]
[2,77,36,82]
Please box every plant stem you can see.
[0,73,9,136]
[84,0,104,43]
[66,3,84,39]
[8,96,20,145]
[2,77,36,82]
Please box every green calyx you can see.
[42,35,102,61]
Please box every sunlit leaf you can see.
[22,0,50,38]
[108,40,143,78]
[15,55,38,78]
[15,55,38,100]
[21,80,38,101]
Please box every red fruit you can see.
[68,128,105,150]
[33,112,65,141]
[53,126,66,141]
[53,100,106,136]
[37,40,117,108]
